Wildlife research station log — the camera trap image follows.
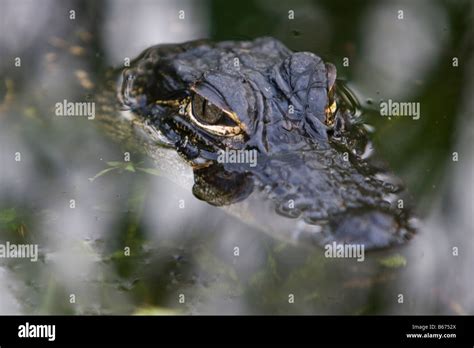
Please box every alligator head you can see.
[119,37,416,250]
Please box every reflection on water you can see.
[0,0,472,314]
[355,1,448,100]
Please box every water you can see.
[0,0,473,314]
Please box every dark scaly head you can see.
[119,37,344,163]
[118,37,416,250]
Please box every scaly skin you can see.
[115,37,416,250]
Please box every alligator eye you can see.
[186,93,245,137]
[191,94,224,125]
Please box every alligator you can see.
[107,37,416,250]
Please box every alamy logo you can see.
[0,242,38,262]
[18,322,56,341]
[217,148,257,167]
[324,242,365,262]
[55,99,95,120]
[380,99,420,120]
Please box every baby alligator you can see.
[116,37,416,250]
